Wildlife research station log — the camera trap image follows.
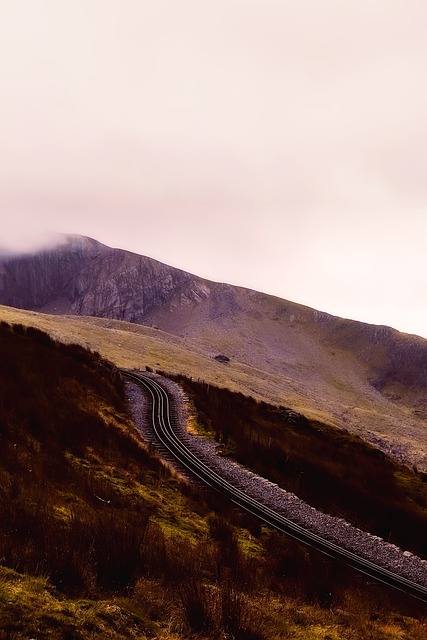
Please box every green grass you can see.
[0,567,161,639]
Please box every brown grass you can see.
[166,373,427,558]
[0,318,426,638]
[1,303,426,473]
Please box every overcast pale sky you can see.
[1,1,426,338]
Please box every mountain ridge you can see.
[1,234,426,471]
[1,232,424,337]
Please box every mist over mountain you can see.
[1,234,426,469]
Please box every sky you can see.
[1,1,426,338]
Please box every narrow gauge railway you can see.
[122,370,427,603]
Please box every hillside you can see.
[1,320,426,639]
[0,235,426,472]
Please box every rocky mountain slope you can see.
[1,234,426,470]
[0,235,205,321]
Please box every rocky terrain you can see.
[1,234,426,470]
[0,235,202,321]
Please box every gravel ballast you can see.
[124,373,427,591]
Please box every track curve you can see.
[123,369,427,603]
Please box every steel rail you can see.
[123,369,427,602]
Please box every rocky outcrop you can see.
[0,235,209,322]
[319,315,427,394]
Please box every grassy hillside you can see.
[0,321,426,638]
[166,374,427,558]
[1,303,426,476]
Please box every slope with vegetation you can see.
[0,321,426,638]
[1,235,427,475]
[166,374,427,558]
[1,296,427,479]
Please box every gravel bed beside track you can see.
[124,372,427,591]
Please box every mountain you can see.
[1,234,427,471]
[0,234,206,321]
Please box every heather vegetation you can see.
[0,322,425,638]
[167,374,427,559]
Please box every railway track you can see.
[123,369,427,603]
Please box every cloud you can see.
[0,227,66,256]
